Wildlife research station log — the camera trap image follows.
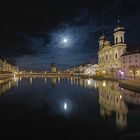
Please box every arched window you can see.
[116,37,118,44]
[121,36,123,43]
[106,55,108,61]
[115,53,118,59]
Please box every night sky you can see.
[0,0,140,70]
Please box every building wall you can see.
[0,59,17,73]
[0,59,3,71]
[84,64,99,76]
[98,44,127,76]
[121,53,140,78]
[51,67,57,73]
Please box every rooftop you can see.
[114,26,124,32]
[122,50,140,56]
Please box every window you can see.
[123,57,125,60]
[129,56,131,59]
[121,36,123,43]
[123,65,125,68]
[106,55,108,61]
[110,54,111,59]
[123,61,125,64]
[135,55,137,58]
[135,60,137,63]
[116,37,118,44]
[129,60,131,63]
[115,53,118,59]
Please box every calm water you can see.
[0,76,140,139]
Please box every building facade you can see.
[84,64,99,76]
[0,58,18,73]
[121,50,140,78]
[98,24,127,77]
[51,63,57,73]
[0,59,3,72]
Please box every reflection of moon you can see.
[64,102,67,110]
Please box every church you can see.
[98,21,127,77]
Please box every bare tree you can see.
[129,65,139,79]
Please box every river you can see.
[0,76,140,139]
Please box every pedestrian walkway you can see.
[119,79,140,92]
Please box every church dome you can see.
[114,26,124,33]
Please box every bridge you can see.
[19,72,73,77]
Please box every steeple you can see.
[99,31,107,49]
[113,19,125,44]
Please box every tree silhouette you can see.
[129,65,139,79]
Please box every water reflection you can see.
[98,80,128,129]
[51,77,57,88]
[64,102,68,111]
[0,76,140,130]
[0,76,20,95]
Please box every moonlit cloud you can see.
[1,1,140,70]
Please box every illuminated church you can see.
[98,21,127,76]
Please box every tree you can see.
[129,65,139,79]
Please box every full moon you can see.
[63,38,68,43]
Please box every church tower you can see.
[113,20,125,44]
[98,33,107,49]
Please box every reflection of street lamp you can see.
[103,81,106,87]
[87,79,91,85]
[103,71,106,74]
[30,78,33,84]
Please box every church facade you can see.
[98,23,127,77]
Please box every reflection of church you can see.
[98,81,128,129]
[68,77,129,129]
[0,78,19,95]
